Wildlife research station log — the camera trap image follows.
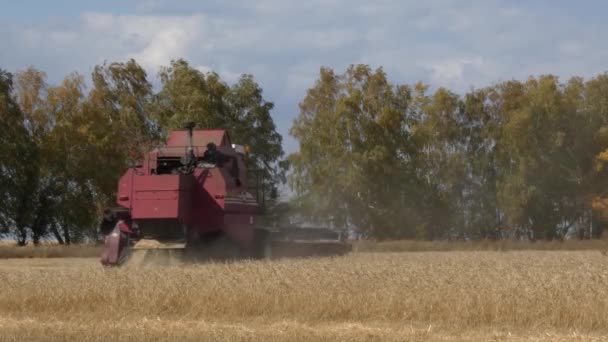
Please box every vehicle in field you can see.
[100,123,350,266]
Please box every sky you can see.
[1,0,608,153]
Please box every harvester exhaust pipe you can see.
[181,121,197,173]
[185,121,195,157]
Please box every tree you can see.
[9,67,49,245]
[44,73,97,243]
[7,69,100,244]
[87,59,157,204]
[455,88,504,238]
[584,74,608,237]
[290,65,435,238]
[152,59,285,200]
[2,63,151,245]
[290,67,608,240]
[4,61,608,243]
[0,69,34,242]
[487,76,594,239]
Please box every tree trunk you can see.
[31,212,43,246]
[62,224,71,245]
[16,225,27,246]
[32,231,40,245]
[31,193,51,246]
[49,223,65,245]
[15,198,30,246]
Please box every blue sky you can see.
[2,0,608,153]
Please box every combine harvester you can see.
[100,123,350,266]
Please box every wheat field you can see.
[1,251,608,341]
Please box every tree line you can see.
[2,61,607,244]
[0,59,284,245]
[289,65,608,240]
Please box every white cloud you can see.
[80,13,204,71]
[2,1,608,152]
[196,65,241,84]
[425,57,486,87]
[195,65,212,74]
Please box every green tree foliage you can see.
[3,68,97,244]
[0,69,34,241]
[87,59,158,201]
[3,59,608,243]
[290,66,426,238]
[290,66,608,240]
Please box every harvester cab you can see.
[99,124,350,266]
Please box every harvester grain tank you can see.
[100,123,350,266]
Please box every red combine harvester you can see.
[100,123,350,266]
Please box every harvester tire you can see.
[117,232,132,265]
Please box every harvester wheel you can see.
[117,232,132,265]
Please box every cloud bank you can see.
[2,0,607,151]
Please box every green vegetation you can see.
[2,61,608,244]
[290,65,608,240]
